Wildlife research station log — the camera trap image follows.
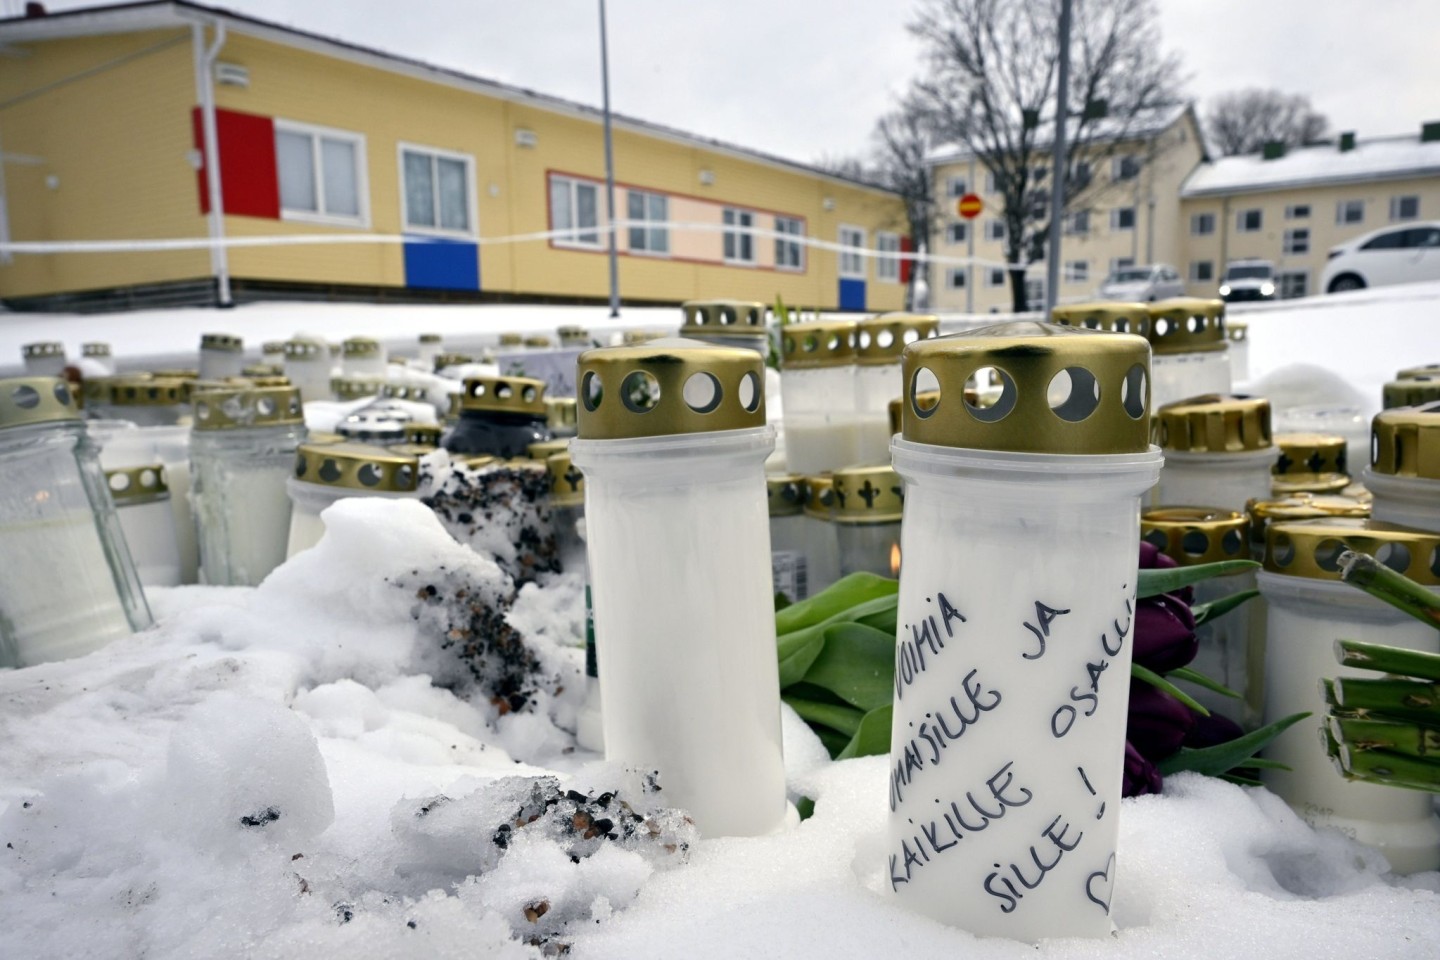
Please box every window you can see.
[1111,207,1136,231]
[1064,210,1090,236]
[550,175,601,247]
[1073,161,1092,189]
[623,190,668,255]
[875,232,901,283]
[400,145,471,235]
[1360,228,1406,251]
[838,225,866,278]
[1063,260,1089,283]
[985,171,999,193]
[1032,166,1048,182]
[1110,256,1134,274]
[1112,155,1139,181]
[945,176,967,198]
[1190,213,1215,236]
[1336,199,1365,225]
[985,219,1006,242]
[723,208,755,263]
[1391,195,1420,221]
[945,221,968,245]
[1407,226,1440,248]
[1189,261,1214,282]
[1236,209,1263,232]
[1282,228,1309,255]
[775,216,804,271]
[1279,271,1308,299]
[946,268,967,289]
[1286,204,1311,220]
[986,268,1007,287]
[275,121,366,224]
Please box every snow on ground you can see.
[3,285,1440,958]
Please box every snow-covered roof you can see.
[1181,133,1440,198]
[925,103,1194,168]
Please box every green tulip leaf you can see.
[775,573,898,634]
[801,622,897,711]
[836,704,894,761]
[1132,662,1212,716]
[1137,560,1259,598]
[815,726,851,759]
[1157,711,1311,777]
[782,695,864,737]
[1169,665,1243,700]
[1191,589,1259,626]
[778,629,827,689]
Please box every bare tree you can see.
[1205,88,1329,156]
[910,0,1185,312]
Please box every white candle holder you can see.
[89,376,190,428]
[1365,403,1440,532]
[283,338,334,404]
[570,337,788,837]
[199,333,244,381]
[417,333,444,368]
[801,474,841,597]
[888,322,1161,940]
[767,474,808,603]
[680,299,771,356]
[1156,394,1274,512]
[1258,518,1440,874]
[1227,319,1250,383]
[832,464,903,578]
[855,313,939,464]
[558,325,593,349]
[0,377,151,668]
[104,463,182,589]
[779,321,861,475]
[82,343,116,377]
[342,337,388,379]
[21,342,67,378]
[285,442,421,558]
[191,386,307,586]
[1146,299,1232,410]
[261,340,287,368]
[546,447,603,753]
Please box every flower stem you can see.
[1338,550,1440,630]
[1334,639,1440,684]
[1333,744,1440,793]
[1332,676,1440,723]
[1329,715,1440,759]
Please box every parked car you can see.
[1321,221,1440,293]
[1096,264,1185,301]
[1218,260,1276,302]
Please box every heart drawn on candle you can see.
[1085,852,1116,914]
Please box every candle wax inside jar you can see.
[783,418,863,475]
[115,496,182,588]
[194,458,294,586]
[801,514,841,598]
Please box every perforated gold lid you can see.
[802,474,835,519]
[0,377,80,429]
[833,465,904,524]
[1146,298,1227,355]
[856,313,940,365]
[1397,364,1440,380]
[779,320,857,369]
[681,299,768,337]
[201,333,242,352]
[499,334,523,347]
[546,396,578,432]
[558,325,591,346]
[459,375,547,417]
[262,341,287,355]
[1275,432,1348,475]
[766,473,805,517]
[331,377,383,401]
[546,451,585,506]
[1227,318,1248,343]
[242,364,286,379]
[107,376,189,407]
[343,337,382,358]
[576,338,764,440]
[22,342,64,359]
[1264,517,1440,585]
[293,441,419,492]
[105,463,168,502]
[524,335,553,349]
[433,353,474,370]
[83,343,112,358]
[283,338,327,361]
[527,438,569,460]
[404,423,443,447]
[1142,507,1249,567]
[381,383,430,403]
[1383,376,1440,409]
[1371,402,1440,480]
[1157,394,1272,453]
[900,321,1151,455]
[1049,301,1152,338]
[1271,472,1351,496]
[419,333,443,344]
[623,330,665,345]
[193,386,303,430]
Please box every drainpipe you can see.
[192,21,231,307]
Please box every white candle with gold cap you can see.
[779,320,861,475]
[199,333,244,381]
[1271,431,1351,497]
[679,299,771,356]
[285,442,422,557]
[832,463,904,578]
[342,337,387,379]
[21,342,67,378]
[1365,402,1440,532]
[570,337,788,837]
[887,321,1161,940]
[1383,376,1440,411]
[854,313,939,464]
[1155,394,1274,513]
[766,474,809,603]
[801,474,841,597]
[1144,298,1232,409]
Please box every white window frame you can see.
[1190,212,1215,236]
[1063,210,1090,236]
[1062,259,1089,283]
[946,268,967,290]
[1336,199,1365,225]
[945,175,967,198]
[1111,154,1139,181]
[875,231,901,283]
[1110,207,1136,231]
[1390,195,1420,222]
[774,215,805,272]
[722,207,757,265]
[985,219,1005,242]
[625,188,670,257]
[945,221,968,245]
[1285,204,1311,220]
[274,118,369,227]
[838,224,867,279]
[1189,260,1214,283]
[1282,227,1310,255]
[397,142,477,238]
[1109,256,1134,275]
[985,267,1007,288]
[1236,208,1263,233]
[550,174,603,250]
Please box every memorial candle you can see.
[417,333,444,369]
[766,474,808,603]
[1155,394,1274,513]
[801,474,841,597]
[1271,432,1350,497]
[831,464,903,578]
[21,342,67,378]
[442,375,552,459]
[854,313,939,464]
[342,337,388,379]
[779,320,861,474]
[679,299,771,356]
[1365,402,1440,532]
[199,333,244,381]
[1145,298,1232,409]
[283,338,333,404]
[285,442,421,558]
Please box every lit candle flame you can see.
[889,542,902,578]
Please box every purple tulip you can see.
[1132,591,1199,673]
[1139,539,1194,605]
[1127,680,1197,762]
[1122,741,1163,797]
[1183,710,1244,750]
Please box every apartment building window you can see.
[838,225,866,278]
[1279,271,1308,299]
[876,232,901,282]
[550,175,601,247]
[626,190,669,254]
[1282,228,1310,255]
[945,176,968,198]
[985,171,999,193]
[1063,260,1089,283]
[945,221,968,244]
[1336,199,1365,225]
[986,267,1007,287]
[1073,161,1093,189]
[1112,154,1139,181]
[985,219,1006,241]
[723,208,756,263]
[1190,212,1215,236]
[275,120,367,224]
[1285,204,1311,220]
[1236,209,1263,233]
[1063,210,1090,236]
[1110,256,1134,274]
[1189,260,1214,282]
[400,145,473,235]
[1111,207,1136,231]
[775,216,804,271]
[946,268,967,289]
[1391,195,1420,221]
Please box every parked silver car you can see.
[1096,264,1185,301]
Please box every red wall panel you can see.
[192,107,280,219]
[900,234,914,285]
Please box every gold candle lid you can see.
[403,423,443,447]
[331,377,383,401]
[150,368,199,380]
[766,473,805,517]
[546,396,578,432]
[779,320,857,369]
[900,321,1151,455]
[1271,473,1352,496]
[242,364,286,379]
[524,335,553,349]
[105,463,168,502]
[558,325,591,346]
[1049,301,1152,338]
[1383,376,1440,410]
[245,375,291,388]
[83,343,112,358]
[802,474,835,519]
[546,451,585,506]
[1371,402,1440,480]
[283,338,327,361]
[1275,432,1348,475]
[342,337,382,358]
[1397,364,1440,380]
[193,386,303,430]
[576,338,764,440]
[856,313,940,365]
[433,352,474,370]
[201,333,242,353]
[460,375,547,417]
[381,383,430,403]
[1264,517,1440,585]
[527,438,570,460]
[419,333,443,345]
[1157,394,1272,453]
[293,441,419,492]
[680,299,768,337]
[22,341,65,360]
[1145,298,1227,355]
[623,330,666,345]
[832,464,904,524]
[1247,492,1372,556]
[107,376,189,407]
[1227,318,1248,343]
[261,341,287,355]
[1141,507,1249,566]
[498,334,524,347]
[0,377,80,429]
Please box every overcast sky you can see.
[34,0,1440,163]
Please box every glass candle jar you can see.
[432,352,474,375]
[103,462,182,589]
[680,299,771,356]
[1366,402,1440,532]
[888,322,1160,940]
[802,474,841,597]
[286,442,421,557]
[283,338,334,404]
[1155,394,1274,512]
[832,464,903,578]
[416,333,444,368]
[1141,507,1256,724]
[0,377,151,668]
[855,313,939,464]
[780,320,860,475]
[547,396,578,439]
[1258,518,1440,874]
[767,474,808,603]
[21,342,67,377]
[95,376,190,428]
[559,325,592,349]
[198,333,244,381]
[82,343,116,376]
[261,340,287,367]
[1146,299,1232,410]
[443,375,551,459]
[191,386,306,586]
[570,337,788,837]
[342,337,387,378]
[331,377,384,404]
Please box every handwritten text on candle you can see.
[889,761,1032,890]
[1050,593,1132,739]
[895,592,967,701]
[889,668,1002,810]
